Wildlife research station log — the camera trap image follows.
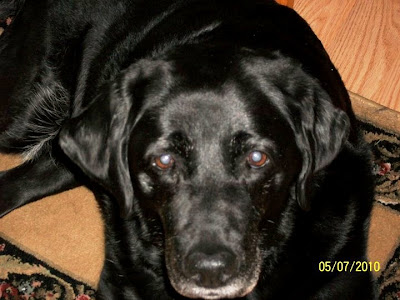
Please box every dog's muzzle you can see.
[183,245,238,289]
[166,243,261,299]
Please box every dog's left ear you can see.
[294,87,350,211]
[59,60,172,218]
[59,83,135,217]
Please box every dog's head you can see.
[59,50,349,299]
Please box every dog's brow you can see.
[168,131,193,158]
[230,131,251,154]
[231,131,252,145]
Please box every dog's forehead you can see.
[159,86,253,140]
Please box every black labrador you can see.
[0,0,376,299]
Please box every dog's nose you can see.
[184,247,238,288]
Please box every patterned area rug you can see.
[364,122,400,211]
[0,119,399,299]
[0,237,95,300]
[362,121,400,300]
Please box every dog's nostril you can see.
[184,248,238,288]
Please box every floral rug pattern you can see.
[364,122,400,211]
[378,245,400,300]
[361,121,400,300]
[0,237,95,300]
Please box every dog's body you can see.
[0,0,376,299]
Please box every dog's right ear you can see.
[59,60,172,218]
[293,86,350,211]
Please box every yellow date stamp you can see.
[318,261,380,272]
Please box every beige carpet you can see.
[0,93,399,295]
[0,158,104,288]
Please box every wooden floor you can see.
[294,0,400,112]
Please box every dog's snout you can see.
[184,246,238,288]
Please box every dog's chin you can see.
[169,276,259,299]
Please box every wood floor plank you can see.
[294,0,400,112]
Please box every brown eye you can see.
[154,154,174,170]
[247,151,268,168]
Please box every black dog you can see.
[0,0,376,299]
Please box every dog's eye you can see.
[153,154,175,170]
[247,151,268,168]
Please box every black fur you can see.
[0,0,376,299]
